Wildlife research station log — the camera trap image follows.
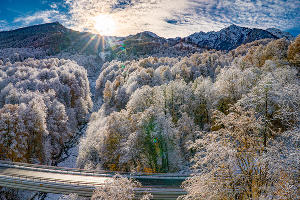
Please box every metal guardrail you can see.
[0,175,95,196]
[0,160,188,199]
[0,161,190,178]
[0,174,186,199]
[1,177,185,199]
[0,171,105,187]
[0,160,190,176]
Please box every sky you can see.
[0,0,299,38]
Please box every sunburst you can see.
[94,14,116,36]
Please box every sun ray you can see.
[80,34,97,53]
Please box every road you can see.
[0,161,188,199]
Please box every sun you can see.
[93,14,116,36]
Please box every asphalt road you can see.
[0,161,188,199]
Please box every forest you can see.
[0,34,299,199]
[79,36,300,199]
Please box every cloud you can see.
[166,19,179,25]
[163,0,300,37]
[64,0,190,37]
[13,10,68,26]
[1,1,298,37]
[63,0,299,37]
[184,0,300,29]
[50,3,58,9]
[4,0,284,37]
[0,20,9,31]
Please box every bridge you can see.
[0,161,188,199]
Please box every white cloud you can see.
[13,10,68,26]
[50,3,58,9]
[64,0,190,37]
[63,0,299,37]
[9,0,294,37]
[0,20,8,31]
[184,0,299,29]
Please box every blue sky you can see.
[0,0,299,37]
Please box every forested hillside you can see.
[0,58,92,164]
[0,22,299,200]
[78,36,299,199]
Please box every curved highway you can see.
[0,161,188,199]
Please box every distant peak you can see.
[266,27,280,31]
[43,21,64,27]
[185,24,279,51]
[141,31,159,38]
[28,21,63,27]
[50,21,62,26]
[229,24,238,28]
[3,22,66,33]
[266,28,294,40]
[226,24,246,30]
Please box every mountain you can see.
[0,23,293,58]
[0,22,106,55]
[266,28,294,40]
[105,31,202,60]
[108,24,294,58]
[184,24,280,50]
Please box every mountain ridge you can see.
[183,24,293,50]
[0,22,295,56]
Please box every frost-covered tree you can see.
[287,35,300,66]
[181,104,299,199]
[91,175,152,200]
[238,64,300,146]
[0,104,29,162]
[78,37,299,184]
[241,38,290,68]
[163,80,193,123]
[0,48,47,63]
[94,53,233,116]
[129,107,181,172]
[176,113,199,162]
[78,105,182,172]
[259,127,299,199]
[54,52,102,76]
[191,76,215,128]
[0,58,92,164]
[214,65,258,102]
[126,85,163,114]
[181,107,267,199]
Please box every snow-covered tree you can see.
[181,103,299,199]
[238,65,300,146]
[214,65,258,102]
[78,37,299,187]
[91,175,152,200]
[0,58,92,164]
[0,104,29,162]
[288,35,300,66]
[181,106,267,199]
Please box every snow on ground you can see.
[42,76,99,200]
[44,193,64,200]
[57,145,79,168]
[24,69,101,200]
[43,127,87,200]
